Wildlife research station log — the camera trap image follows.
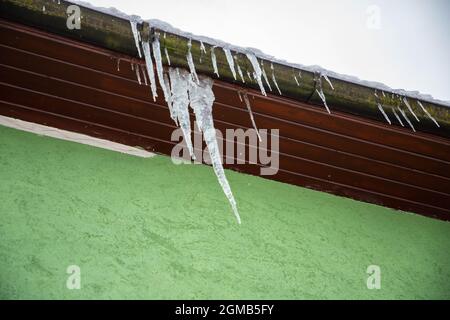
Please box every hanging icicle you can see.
[243,92,262,142]
[377,103,391,125]
[135,64,142,85]
[186,39,200,84]
[417,101,440,127]
[392,108,405,127]
[260,61,272,92]
[140,64,148,86]
[168,68,195,159]
[152,34,171,104]
[245,53,267,96]
[188,73,241,224]
[402,97,420,122]
[398,107,416,132]
[223,48,237,80]
[142,41,158,101]
[199,41,207,63]
[211,46,220,78]
[164,47,171,66]
[236,63,246,83]
[315,72,331,114]
[129,17,142,58]
[271,63,282,95]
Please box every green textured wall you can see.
[0,125,449,300]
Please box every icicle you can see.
[315,73,331,114]
[243,93,262,142]
[402,97,420,122]
[246,71,253,82]
[377,103,391,124]
[382,91,386,97]
[131,62,135,71]
[188,75,241,224]
[117,58,121,72]
[237,91,243,102]
[392,108,404,127]
[187,39,200,84]
[271,63,282,95]
[294,75,300,86]
[129,18,142,59]
[152,35,171,104]
[398,107,416,132]
[164,47,171,66]
[260,61,272,92]
[245,53,267,96]
[135,64,142,85]
[211,47,220,78]
[199,41,207,63]
[223,48,237,80]
[142,41,158,101]
[323,74,335,90]
[417,101,440,127]
[236,63,245,83]
[169,68,195,159]
[163,72,176,124]
[140,64,148,86]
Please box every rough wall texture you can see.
[0,125,449,299]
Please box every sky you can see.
[83,0,449,101]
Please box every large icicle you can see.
[129,18,142,58]
[398,107,416,132]
[243,92,262,142]
[402,97,420,122]
[223,48,237,80]
[417,101,440,127]
[186,39,200,84]
[271,63,282,95]
[377,103,391,124]
[188,75,241,224]
[169,68,195,159]
[152,35,171,104]
[142,41,158,101]
[246,53,267,96]
[211,46,220,78]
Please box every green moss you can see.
[0,125,449,300]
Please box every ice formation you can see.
[140,64,148,86]
[398,107,416,132]
[211,46,220,78]
[402,97,419,122]
[187,39,200,84]
[129,18,142,58]
[315,73,331,114]
[199,41,207,63]
[260,61,272,92]
[152,35,171,104]
[188,74,241,224]
[377,103,391,125]
[164,47,171,66]
[294,75,300,86]
[134,64,142,85]
[392,108,405,127]
[237,63,245,83]
[223,48,237,80]
[243,92,262,142]
[271,63,282,95]
[142,41,158,101]
[246,53,267,96]
[168,68,195,159]
[417,101,439,127]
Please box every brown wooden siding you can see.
[1,19,449,220]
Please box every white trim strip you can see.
[0,115,156,158]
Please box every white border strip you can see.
[0,115,156,158]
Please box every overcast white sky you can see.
[85,0,449,101]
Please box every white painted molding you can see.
[0,115,156,158]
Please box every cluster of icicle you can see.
[130,21,241,224]
[374,91,440,132]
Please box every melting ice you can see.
[246,53,267,96]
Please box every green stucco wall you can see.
[0,125,449,299]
